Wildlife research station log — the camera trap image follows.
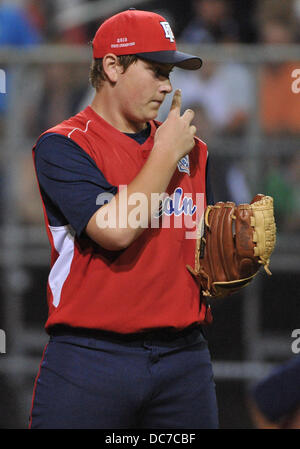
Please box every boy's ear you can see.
[102,54,122,83]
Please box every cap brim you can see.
[136,50,202,70]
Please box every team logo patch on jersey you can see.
[160,21,175,42]
[177,155,190,175]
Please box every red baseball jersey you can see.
[33,106,212,334]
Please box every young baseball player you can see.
[29,9,218,429]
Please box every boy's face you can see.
[116,58,174,127]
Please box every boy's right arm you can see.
[86,90,197,251]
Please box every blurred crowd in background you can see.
[0,0,300,236]
[0,0,299,429]
[0,0,300,231]
[0,0,299,236]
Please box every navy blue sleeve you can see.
[34,133,117,236]
[251,356,300,422]
[206,155,214,205]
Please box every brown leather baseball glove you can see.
[186,194,276,299]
